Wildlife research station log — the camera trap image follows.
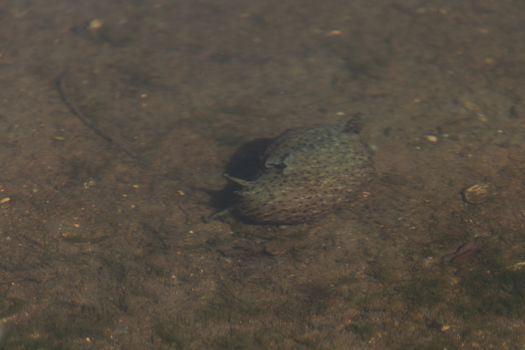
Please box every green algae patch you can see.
[402,275,447,308]
[459,267,525,318]
[0,297,25,319]
[154,317,194,349]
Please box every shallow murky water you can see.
[0,0,524,349]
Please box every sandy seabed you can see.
[0,1,524,349]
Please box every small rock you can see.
[462,183,493,204]
[87,19,104,34]
[424,135,438,143]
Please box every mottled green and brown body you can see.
[227,117,374,224]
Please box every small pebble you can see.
[462,183,493,204]
[326,30,343,37]
[425,135,438,143]
[462,99,481,113]
[87,19,104,33]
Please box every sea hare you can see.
[226,115,375,224]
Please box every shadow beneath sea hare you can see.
[207,138,274,214]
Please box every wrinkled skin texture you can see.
[230,117,375,224]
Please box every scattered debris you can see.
[508,261,525,271]
[441,324,451,332]
[442,240,479,264]
[83,178,97,189]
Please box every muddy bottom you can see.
[0,0,524,349]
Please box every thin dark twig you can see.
[54,74,137,160]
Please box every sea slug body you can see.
[226,115,375,224]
